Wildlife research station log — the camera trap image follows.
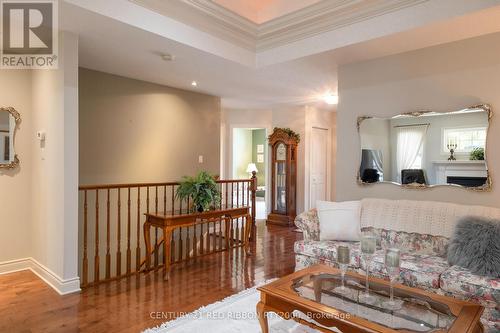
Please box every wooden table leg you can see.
[313,276,322,303]
[163,227,172,281]
[244,213,252,255]
[256,301,269,333]
[143,221,151,271]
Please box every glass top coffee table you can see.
[257,265,484,333]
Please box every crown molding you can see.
[130,0,258,51]
[257,0,429,51]
[129,0,430,53]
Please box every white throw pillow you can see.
[317,200,361,241]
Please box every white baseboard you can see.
[0,258,32,275]
[0,258,81,295]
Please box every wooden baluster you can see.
[126,188,131,274]
[82,190,88,287]
[135,188,141,272]
[214,221,218,252]
[163,185,167,212]
[94,189,100,283]
[179,193,183,215]
[177,227,183,262]
[247,181,250,206]
[171,185,175,216]
[225,183,228,208]
[154,186,159,268]
[212,220,216,253]
[186,226,190,259]
[116,188,122,277]
[105,189,111,279]
[208,221,212,254]
[231,182,234,207]
[186,197,190,214]
[200,222,205,255]
[219,183,222,210]
[193,223,197,258]
[218,219,223,250]
[236,182,240,207]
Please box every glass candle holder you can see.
[334,245,350,295]
[382,248,403,310]
[359,235,377,304]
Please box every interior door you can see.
[310,127,328,208]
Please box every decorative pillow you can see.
[317,200,361,242]
[447,216,500,277]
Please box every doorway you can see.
[232,128,268,220]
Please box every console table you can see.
[143,206,251,280]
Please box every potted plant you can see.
[175,171,221,213]
[470,147,485,161]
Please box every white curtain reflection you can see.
[396,125,429,181]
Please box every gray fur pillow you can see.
[447,216,500,277]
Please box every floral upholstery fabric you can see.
[294,205,498,331]
[440,265,500,326]
[294,240,362,269]
[293,209,449,256]
[294,209,320,241]
[361,227,449,257]
[361,253,449,291]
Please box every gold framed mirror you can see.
[357,104,492,191]
[0,107,21,170]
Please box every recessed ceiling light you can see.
[324,94,338,105]
[191,81,198,87]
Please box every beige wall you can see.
[0,71,33,263]
[79,68,221,184]
[336,32,500,207]
[0,33,80,292]
[31,32,80,286]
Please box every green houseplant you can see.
[470,147,485,161]
[176,171,221,213]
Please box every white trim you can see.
[0,258,81,295]
[228,124,272,215]
[257,0,429,51]
[131,0,429,52]
[0,258,32,275]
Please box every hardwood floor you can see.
[0,222,301,333]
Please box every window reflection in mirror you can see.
[358,106,491,190]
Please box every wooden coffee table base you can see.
[257,264,484,333]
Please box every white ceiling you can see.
[61,0,500,109]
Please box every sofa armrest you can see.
[295,209,320,241]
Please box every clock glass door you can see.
[274,143,287,213]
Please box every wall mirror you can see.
[357,104,492,191]
[0,107,21,169]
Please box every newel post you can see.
[251,171,257,238]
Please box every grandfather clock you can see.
[267,128,299,227]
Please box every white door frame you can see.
[306,125,332,210]
[227,124,272,215]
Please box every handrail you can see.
[78,178,252,190]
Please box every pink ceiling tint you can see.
[213,0,322,23]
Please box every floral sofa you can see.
[294,198,500,332]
